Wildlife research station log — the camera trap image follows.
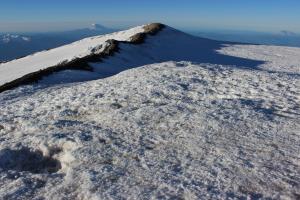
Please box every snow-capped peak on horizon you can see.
[90,23,109,30]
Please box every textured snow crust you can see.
[0,61,299,199]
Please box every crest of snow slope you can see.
[30,26,265,86]
[218,44,300,73]
[0,61,299,199]
[2,24,300,90]
[0,25,145,86]
[34,27,300,87]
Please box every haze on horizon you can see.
[0,0,299,33]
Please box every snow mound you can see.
[0,61,299,199]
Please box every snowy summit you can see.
[90,23,108,30]
[0,23,299,199]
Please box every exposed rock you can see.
[130,23,165,44]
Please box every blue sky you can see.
[0,0,299,33]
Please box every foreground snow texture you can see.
[0,61,299,199]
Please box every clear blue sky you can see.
[0,0,299,33]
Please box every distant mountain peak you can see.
[90,23,107,30]
[280,30,296,36]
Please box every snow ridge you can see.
[0,23,165,92]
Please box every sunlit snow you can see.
[0,25,299,199]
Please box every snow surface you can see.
[218,44,300,73]
[0,25,300,199]
[0,25,144,86]
[0,60,299,199]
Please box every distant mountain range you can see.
[0,24,116,62]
